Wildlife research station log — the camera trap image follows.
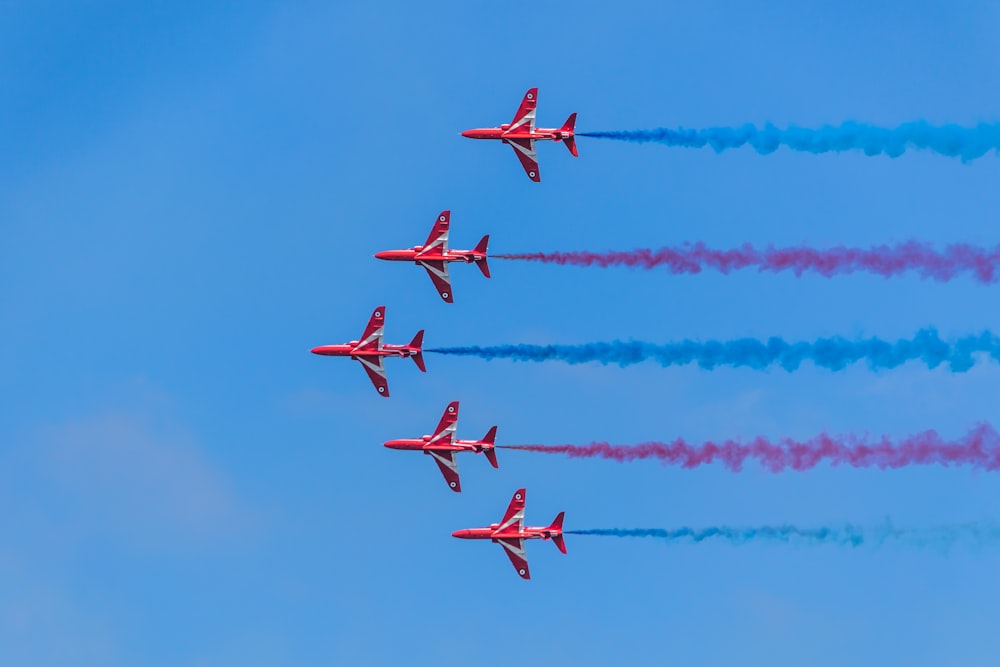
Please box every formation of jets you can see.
[316,89,574,578]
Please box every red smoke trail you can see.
[493,242,1000,283]
[499,424,1000,472]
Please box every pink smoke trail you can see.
[499,424,1000,472]
[492,242,1000,283]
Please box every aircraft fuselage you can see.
[461,125,572,142]
[451,525,561,542]
[383,436,491,453]
[310,342,417,358]
[373,247,485,264]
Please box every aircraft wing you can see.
[418,260,454,303]
[507,139,540,182]
[427,449,462,492]
[417,210,450,256]
[355,355,389,397]
[498,488,526,532]
[497,537,530,579]
[355,305,385,351]
[508,88,537,133]
[427,401,458,446]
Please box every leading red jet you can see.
[461,87,577,182]
[383,401,499,492]
[310,305,424,397]
[373,210,490,303]
[452,488,566,580]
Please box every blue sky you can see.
[4,2,1000,665]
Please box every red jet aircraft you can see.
[452,488,566,580]
[310,305,424,397]
[461,87,577,182]
[383,401,498,492]
[373,210,490,303]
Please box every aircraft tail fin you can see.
[549,512,567,553]
[561,113,578,157]
[409,330,426,372]
[474,235,491,278]
[482,425,499,468]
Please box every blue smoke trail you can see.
[427,329,1000,372]
[579,122,1000,161]
[567,523,1000,548]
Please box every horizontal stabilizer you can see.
[564,135,578,157]
[560,112,577,134]
[475,235,491,278]
[409,330,426,372]
[561,113,578,157]
[549,512,566,553]
[484,447,499,469]
[483,425,499,468]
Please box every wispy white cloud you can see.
[32,413,244,546]
[0,569,120,667]
[0,408,252,665]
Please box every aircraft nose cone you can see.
[460,129,475,138]
[373,251,390,260]
[451,529,471,539]
[310,346,325,355]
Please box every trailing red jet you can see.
[461,87,577,182]
[383,401,498,492]
[310,305,424,397]
[373,210,490,303]
[452,488,566,580]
